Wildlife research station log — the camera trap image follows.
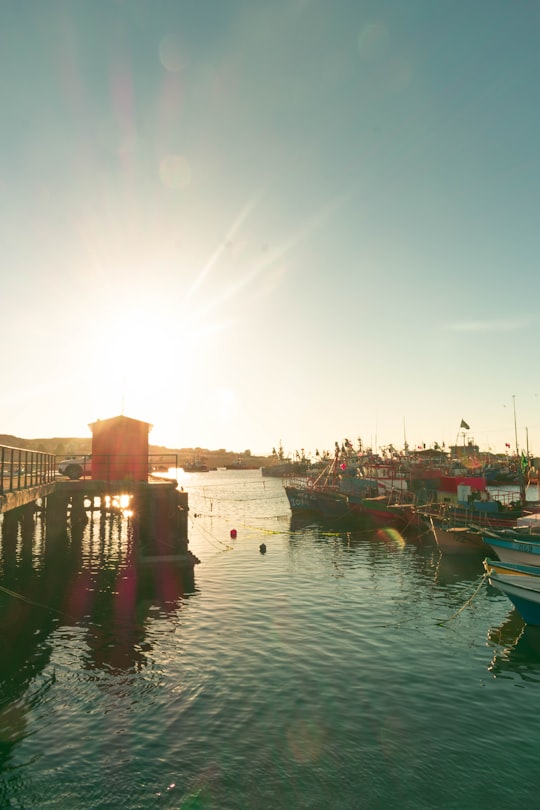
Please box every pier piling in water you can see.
[0,432,198,570]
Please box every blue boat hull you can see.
[487,572,540,625]
[501,592,540,625]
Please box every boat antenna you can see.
[513,394,527,503]
[513,394,519,455]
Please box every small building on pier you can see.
[1,420,198,570]
[90,414,151,481]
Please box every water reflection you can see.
[289,514,404,542]
[433,553,486,586]
[0,505,196,764]
[487,614,540,682]
[83,558,195,674]
[288,512,354,534]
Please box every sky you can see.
[2,0,540,458]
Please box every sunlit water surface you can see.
[1,470,540,809]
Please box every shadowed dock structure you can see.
[0,415,199,569]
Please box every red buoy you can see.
[230,529,237,539]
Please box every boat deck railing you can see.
[384,486,419,505]
[485,488,524,508]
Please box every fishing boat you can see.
[347,489,422,531]
[355,457,409,494]
[485,570,540,625]
[261,459,310,477]
[417,485,526,532]
[483,461,520,485]
[262,443,310,477]
[283,452,378,524]
[427,519,489,555]
[284,483,351,521]
[284,469,420,531]
[482,530,540,566]
[182,456,210,473]
[484,558,540,579]
[225,458,260,470]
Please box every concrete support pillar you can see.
[44,491,70,545]
[176,490,189,548]
[20,502,36,559]
[133,486,190,558]
[70,493,88,527]
[1,509,19,561]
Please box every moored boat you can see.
[283,452,378,524]
[284,483,351,522]
[183,456,211,472]
[347,490,423,531]
[225,458,260,470]
[484,557,540,579]
[485,570,540,625]
[262,442,311,477]
[417,488,525,532]
[428,519,489,555]
[482,531,540,566]
[262,460,310,477]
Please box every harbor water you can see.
[1,469,540,809]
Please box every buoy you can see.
[230,529,237,539]
[259,543,267,554]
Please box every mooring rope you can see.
[438,572,489,625]
[0,583,76,620]
[188,515,234,552]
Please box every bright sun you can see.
[83,289,229,448]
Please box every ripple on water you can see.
[3,472,540,808]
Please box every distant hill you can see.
[0,435,91,456]
[0,435,272,468]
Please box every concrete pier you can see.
[1,479,198,570]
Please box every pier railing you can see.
[56,453,180,482]
[1,447,182,495]
[0,445,56,495]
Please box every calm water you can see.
[1,470,540,809]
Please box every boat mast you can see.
[513,395,526,503]
[513,394,519,456]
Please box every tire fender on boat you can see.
[307,478,315,487]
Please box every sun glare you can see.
[82,284,230,446]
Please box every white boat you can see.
[485,571,540,625]
[484,558,540,579]
[482,532,540,566]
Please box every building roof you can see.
[88,414,153,431]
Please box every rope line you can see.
[188,515,234,552]
[438,573,489,624]
[368,573,490,629]
[0,583,76,621]
[192,510,291,521]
